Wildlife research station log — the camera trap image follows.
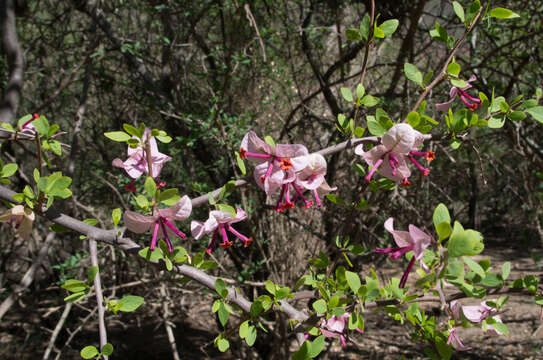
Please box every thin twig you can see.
[160,283,181,360]
[406,5,484,118]
[42,303,73,360]
[89,238,108,359]
[244,4,266,62]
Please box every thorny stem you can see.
[406,5,484,118]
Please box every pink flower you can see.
[355,124,434,186]
[375,218,432,288]
[436,75,481,112]
[447,300,503,351]
[112,129,171,179]
[240,131,308,195]
[191,207,252,254]
[460,300,503,333]
[0,205,35,240]
[124,196,192,253]
[291,153,337,208]
[319,313,363,347]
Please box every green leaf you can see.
[526,106,543,124]
[404,63,423,87]
[360,95,379,107]
[463,256,485,278]
[157,189,178,204]
[32,115,50,136]
[345,270,361,293]
[407,112,420,127]
[447,62,461,77]
[379,19,399,37]
[354,126,365,138]
[489,8,520,19]
[366,115,387,136]
[433,203,451,228]
[87,266,99,285]
[373,25,384,38]
[123,124,139,137]
[453,1,465,22]
[345,28,362,41]
[118,295,144,312]
[144,177,156,197]
[448,230,484,258]
[356,84,365,100]
[64,291,87,303]
[80,345,99,359]
[250,300,264,317]
[235,151,246,175]
[340,87,353,103]
[312,299,327,314]
[245,325,257,346]
[239,320,249,338]
[436,222,452,241]
[360,14,370,40]
[216,336,230,352]
[49,140,62,156]
[450,78,468,88]
[309,335,325,358]
[292,341,310,360]
[171,246,189,263]
[466,0,481,22]
[501,262,511,280]
[49,224,70,233]
[218,180,236,201]
[61,279,88,293]
[1,163,17,177]
[216,203,236,218]
[488,116,505,129]
[111,208,122,226]
[135,194,149,209]
[507,111,526,121]
[264,135,275,147]
[218,302,229,327]
[101,343,114,356]
[265,280,276,295]
[23,185,35,199]
[104,131,131,142]
[215,278,228,299]
[138,246,164,261]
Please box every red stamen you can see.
[239,148,247,159]
[400,178,411,187]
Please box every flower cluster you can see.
[355,124,434,186]
[375,218,432,288]
[240,131,335,212]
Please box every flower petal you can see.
[124,211,156,234]
[384,218,413,248]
